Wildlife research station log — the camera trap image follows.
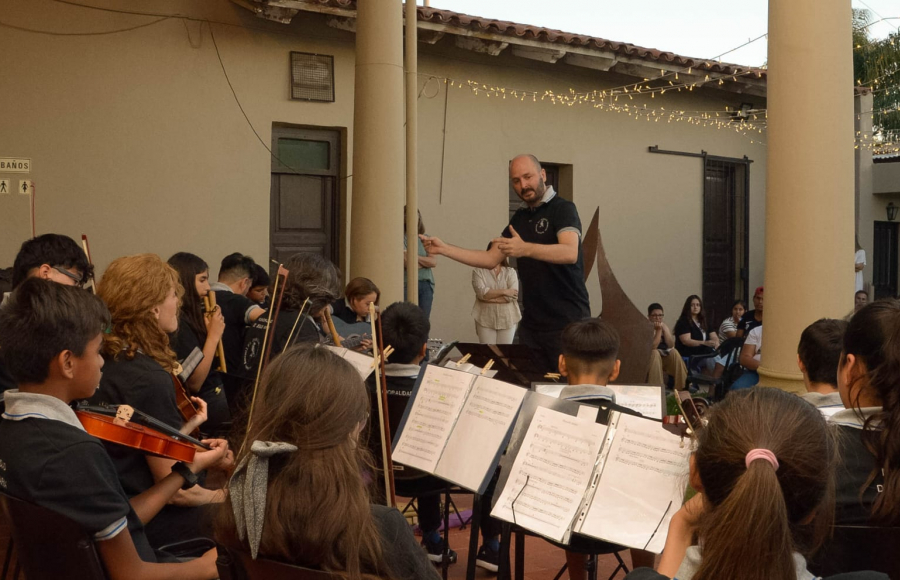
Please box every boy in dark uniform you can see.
[0,278,226,580]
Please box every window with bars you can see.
[290,52,335,102]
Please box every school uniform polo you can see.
[0,390,157,562]
[240,309,323,377]
[88,352,208,548]
[210,282,263,377]
[800,391,844,418]
[831,406,884,525]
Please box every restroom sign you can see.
[0,158,31,173]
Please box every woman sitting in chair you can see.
[674,295,719,375]
[216,345,438,580]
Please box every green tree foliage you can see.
[853,9,900,139]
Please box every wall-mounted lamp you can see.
[888,202,898,222]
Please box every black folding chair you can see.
[686,337,744,400]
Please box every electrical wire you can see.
[0,15,168,35]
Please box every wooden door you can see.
[702,158,749,328]
[873,221,898,299]
[270,127,340,267]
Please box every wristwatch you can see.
[171,461,198,490]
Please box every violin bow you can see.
[81,234,96,294]
[284,297,311,348]
[240,263,288,456]
[370,302,396,507]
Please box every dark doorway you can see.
[702,158,750,328]
[873,221,898,299]
[270,126,340,267]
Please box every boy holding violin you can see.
[0,278,226,579]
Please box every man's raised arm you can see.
[420,234,505,269]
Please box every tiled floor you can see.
[406,494,637,580]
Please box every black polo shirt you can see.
[833,408,885,525]
[88,353,184,498]
[213,288,262,377]
[0,391,156,562]
[738,309,762,335]
[239,309,323,377]
[502,193,590,332]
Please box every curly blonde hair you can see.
[98,254,183,372]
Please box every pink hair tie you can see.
[745,449,779,471]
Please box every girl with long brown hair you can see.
[634,388,841,580]
[90,254,230,549]
[217,344,437,580]
[167,252,230,433]
[834,299,900,526]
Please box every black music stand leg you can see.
[498,523,512,580]
[552,563,568,580]
[587,553,598,580]
[2,538,13,580]
[514,529,525,580]
[465,495,482,580]
[608,552,628,580]
[442,486,451,580]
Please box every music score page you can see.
[578,413,690,553]
[323,346,375,379]
[434,376,526,491]
[605,385,663,420]
[391,366,473,474]
[492,406,607,542]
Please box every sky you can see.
[429,0,900,68]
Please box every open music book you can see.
[391,364,527,494]
[531,382,665,420]
[323,345,375,380]
[491,404,690,551]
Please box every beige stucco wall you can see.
[874,162,900,196]
[0,0,356,278]
[0,0,767,345]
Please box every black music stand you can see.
[450,343,548,388]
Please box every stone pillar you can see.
[758,0,855,393]
[405,0,419,303]
[350,0,405,304]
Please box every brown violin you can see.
[75,403,210,463]
[171,372,201,436]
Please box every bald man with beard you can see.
[422,154,590,373]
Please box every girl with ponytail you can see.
[834,299,900,526]
[627,388,853,580]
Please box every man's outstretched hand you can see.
[492,226,529,258]
[419,234,446,256]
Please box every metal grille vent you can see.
[290,52,335,102]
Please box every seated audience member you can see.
[646,304,688,390]
[674,295,718,374]
[626,389,887,580]
[731,324,762,390]
[373,302,501,568]
[556,319,656,576]
[167,252,230,433]
[797,318,847,417]
[240,252,342,377]
[717,300,745,339]
[854,289,868,313]
[0,278,226,579]
[216,345,437,580]
[211,253,266,380]
[247,263,271,306]
[471,245,521,345]
[833,300,900,526]
[2,234,94,392]
[736,286,763,337]
[88,254,230,549]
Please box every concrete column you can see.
[856,91,875,294]
[405,0,419,303]
[758,0,855,393]
[350,0,405,304]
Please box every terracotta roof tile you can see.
[300,0,767,80]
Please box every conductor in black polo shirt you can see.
[422,154,590,373]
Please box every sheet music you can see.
[323,346,375,379]
[392,366,474,473]
[434,376,526,491]
[605,385,664,420]
[492,406,606,542]
[578,413,690,553]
